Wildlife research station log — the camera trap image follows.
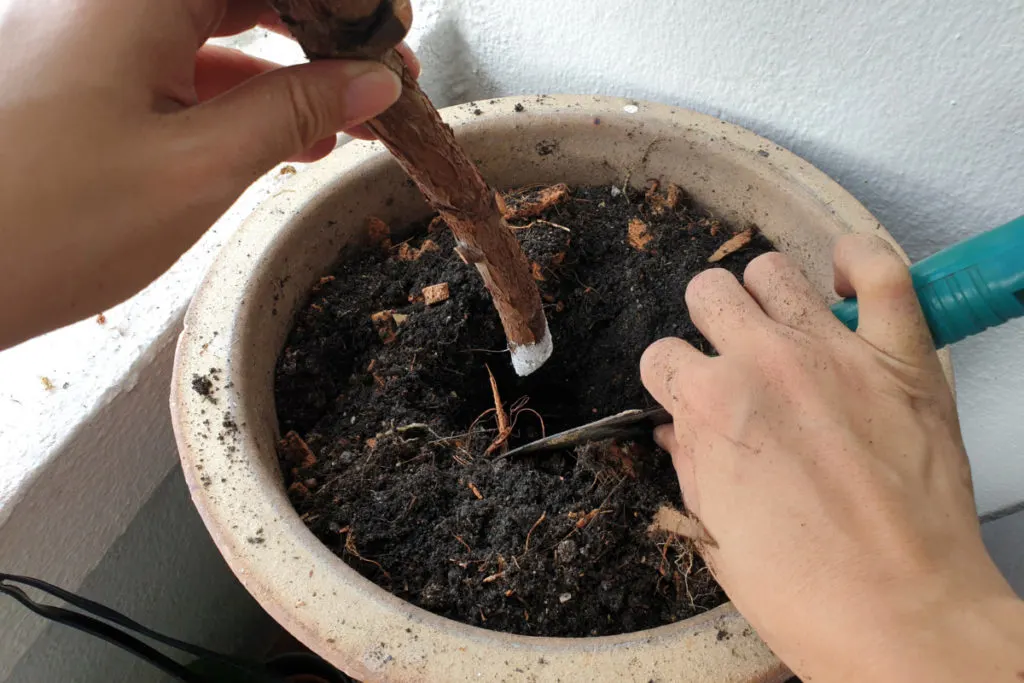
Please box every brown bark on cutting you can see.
[269,0,414,59]
[269,0,549,357]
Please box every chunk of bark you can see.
[371,310,398,344]
[366,216,391,249]
[268,0,413,60]
[396,239,439,261]
[503,184,571,221]
[648,505,714,545]
[280,431,317,468]
[628,217,654,251]
[422,282,450,305]
[644,180,684,215]
[708,228,756,263]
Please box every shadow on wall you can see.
[415,15,501,107]
[6,468,277,683]
[702,109,971,259]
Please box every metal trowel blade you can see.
[504,406,672,457]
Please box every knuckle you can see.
[640,337,675,370]
[865,253,914,297]
[282,75,329,150]
[640,339,681,390]
[743,251,790,286]
[685,361,718,396]
[644,336,679,357]
[683,369,729,418]
[836,234,916,300]
[756,327,809,368]
[686,268,732,303]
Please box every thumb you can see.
[183,59,401,183]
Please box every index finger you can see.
[833,235,935,361]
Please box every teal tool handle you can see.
[831,215,1024,349]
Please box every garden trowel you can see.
[506,215,1024,457]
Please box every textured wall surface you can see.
[407,0,1024,513]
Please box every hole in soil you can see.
[273,183,774,637]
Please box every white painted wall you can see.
[1,0,1022,678]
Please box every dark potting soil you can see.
[273,183,774,638]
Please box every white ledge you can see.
[0,159,320,678]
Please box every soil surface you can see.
[273,182,774,637]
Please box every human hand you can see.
[0,0,419,348]
[641,236,1024,682]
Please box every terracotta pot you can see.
[171,95,953,683]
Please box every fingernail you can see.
[340,62,402,121]
[398,42,422,75]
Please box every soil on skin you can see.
[273,183,774,637]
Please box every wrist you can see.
[877,592,1024,683]
[847,564,1023,682]
[783,549,1023,683]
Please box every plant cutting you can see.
[269,0,551,376]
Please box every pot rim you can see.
[171,94,950,682]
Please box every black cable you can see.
[0,573,283,683]
[0,572,270,667]
[0,580,204,683]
